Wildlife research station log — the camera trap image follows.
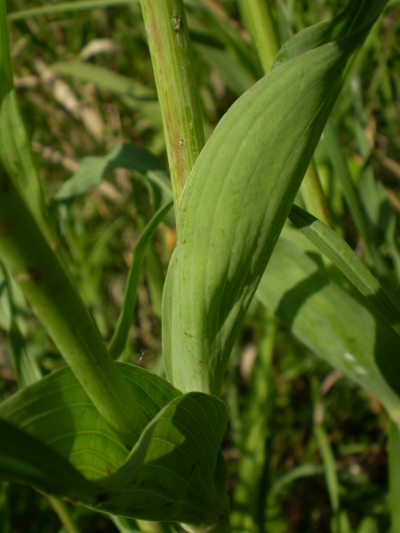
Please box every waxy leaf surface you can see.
[165,1,386,395]
[0,363,229,526]
[257,229,400,424]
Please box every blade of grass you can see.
[0,261,41,388]
[288,204,400,336]
[109,200,173,359]
[7,0,139,21]
[323,118,386,274]
[47,497,83,533]
[231,308,276,533]
[389,420,400,533]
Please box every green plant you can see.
[0,1,399,532]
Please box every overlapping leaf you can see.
[164,0,388,395]
[0,363,229,526]
[256,228,400,424]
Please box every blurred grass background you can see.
[1,0,400,531]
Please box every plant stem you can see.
[0,164,146,446]
[140,0,205,209]
[237,0,279,72]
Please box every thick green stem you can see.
[140,0,205,209]
[0,166,146,445]
[237,0,279,72]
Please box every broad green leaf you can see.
[256,229,400,423]
[7,0,139,20]
[109,201,173,359]
[288,204,400,337]
[0,0,55,247]
[165,1,387,395]
[0,363,229,527]
[55,143,172,211]
[51,62,161,126]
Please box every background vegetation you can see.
[1,0,400,531]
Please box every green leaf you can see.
[0,363,229,527]
[165,1,386,395]
[256,229,400,423]
[109,201,173,359]
[288,204,400,337]
[55,142,172,208]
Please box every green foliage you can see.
[0,0,399,532]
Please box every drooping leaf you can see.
[288,204,400,337]
[164,1,387,395]
[256,229,400,423]
[0,363,229,527]
[55,143,170,200]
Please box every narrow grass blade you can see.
[166,1,387,395]
[323,119,385,273]
[231,309,276,533]
[288,204,400,336]
[7,0,139,21]
[390,420,400,533]
[0,263,41,387]
[0,363,229,528]
[0,0,56,247]
[109,201,173,359]
[314,425,340,514]
[256,229,400,423]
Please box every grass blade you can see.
[7,0,138,21]
[288,204,400,336]
[109,201,173,359]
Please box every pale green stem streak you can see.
[237,0,279,73]
[140,0,205,209]
[0,165,146,446]
[48,496,83,533]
